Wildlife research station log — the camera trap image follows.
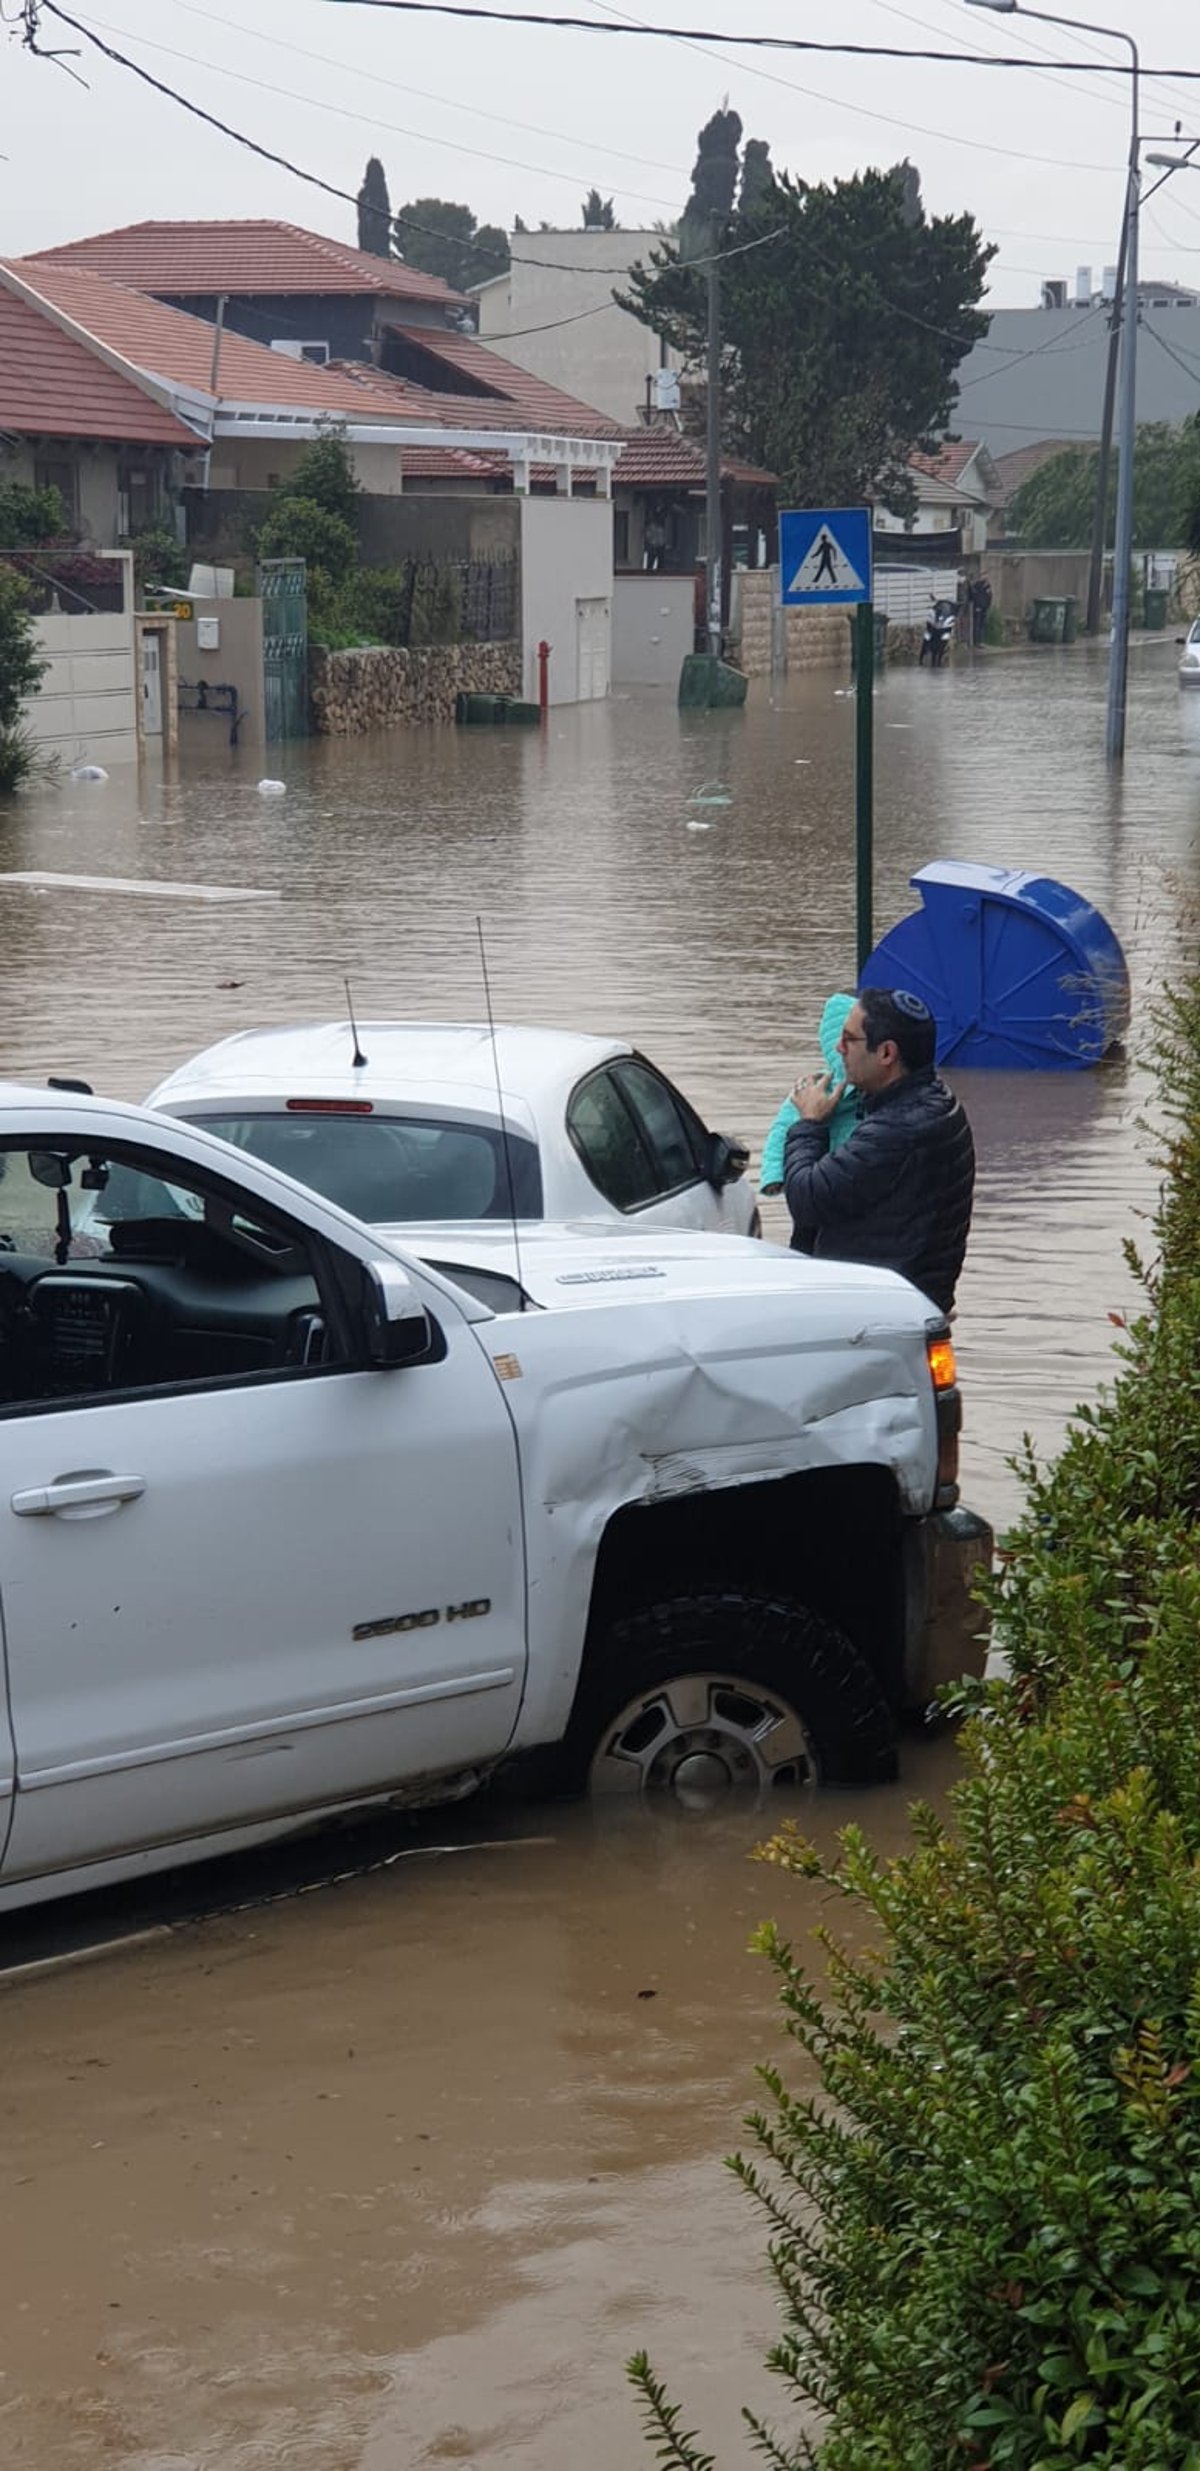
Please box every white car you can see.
[0,1081,989,1912]
[1179,618,1200,687]
[145,1021,760,1244]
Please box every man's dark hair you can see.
[858,985,937,1072]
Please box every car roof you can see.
[148,1020,630,1115]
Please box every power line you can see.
[312,1,1198,81]
[571,0,1118,176]
[82,9,683,212]
[955,304,1110,391]
[20,0,779,277]
[162,0,692,183]
[1142,321,1200,389]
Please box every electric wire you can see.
[310,2,1196,82]
[570,0,1120,176]
[20,1,782,278]
[161,0,692,182]
[80,10,684,212]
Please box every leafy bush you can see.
[255,495,358,590]
[0,565,48,793]
[122,526,187,595]
[0,480,67,550]
[274,427,361,526]
[632,973,1200,2469]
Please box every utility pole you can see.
[705,237,722,659]
[1105,139,1138,763]
[1085,229,1125,639]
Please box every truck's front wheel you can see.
[570,1592,897,1807]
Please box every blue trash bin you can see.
[860,860,1130,1069]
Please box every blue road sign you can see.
[779,507,872,607]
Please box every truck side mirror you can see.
[706,1131,750,1189]
[362,1259,431,1365]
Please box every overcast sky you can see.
[2,0,1197,310]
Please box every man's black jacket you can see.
[782,1066,975,1314]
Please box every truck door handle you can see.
[11,1472,148,1519]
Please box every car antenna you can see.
[476,914,526,1312]
[343,978,368,1070]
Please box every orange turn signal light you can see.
[927,1334,958,1393]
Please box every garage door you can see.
[576,597,610,702]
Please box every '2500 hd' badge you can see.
[352,1599,491,1643]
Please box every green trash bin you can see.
[1029,597,1068,644]
[847,610,890,676]
[1143,587,1169,632]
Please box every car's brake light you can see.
[285,1098,374,1114]
[927,1331,960,1505]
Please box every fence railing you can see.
[351,554,517,649]
[0,547,129,616]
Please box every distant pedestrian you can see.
[971,575,993,646]
[644,511,667,572]
[783,987,975,1314]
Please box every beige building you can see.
[474,230,681,428]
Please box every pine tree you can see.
[357,157,393,259]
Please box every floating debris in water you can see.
[688,780,732,807]
[70,763,108,783]
[257,778,286,796]
[685,817,714,833]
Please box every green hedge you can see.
[633,976,1200,2470]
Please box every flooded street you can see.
[1,637,1196,2466]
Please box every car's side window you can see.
[565,1071,660,1212]
[0,1136,347,1415]
[610,1061,708,1194]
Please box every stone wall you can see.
[735,568,849,676]
[309,640,521,733]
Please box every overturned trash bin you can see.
[860,860,1130,1069]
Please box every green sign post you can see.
[853,601,875,975]
[779,507,875,978]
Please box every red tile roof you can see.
[909,439,983,485]
[611,429,776,488]
[0,272,203,445]
[992,438,1083,502]
[8,261,423,425]
[30,219,466,307]
[380,325,622,436]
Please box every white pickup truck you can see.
[0,1086,990,1911]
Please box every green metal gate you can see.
[256,556,308,742]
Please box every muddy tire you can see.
[563,1592,898,1806]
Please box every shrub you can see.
[122,526,187,595]
[0,562,48,794]
[0,480,67,550]
[631,973,1200,2470]
[275,427,361,526]
[255,495,358,590]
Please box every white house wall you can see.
[519,496,612,705]
[478,233,680,427]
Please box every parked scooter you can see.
[919,598,957,670]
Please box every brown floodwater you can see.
[0,637,1196,2466]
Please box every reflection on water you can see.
[0,637,1195,2466]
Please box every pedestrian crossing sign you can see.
[779,507,872,606]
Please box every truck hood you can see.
[402,1220,940,1331]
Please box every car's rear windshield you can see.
[192,1112,544,1224]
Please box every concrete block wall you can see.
[735,569,848,675]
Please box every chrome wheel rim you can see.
[588,1671,818,1806]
